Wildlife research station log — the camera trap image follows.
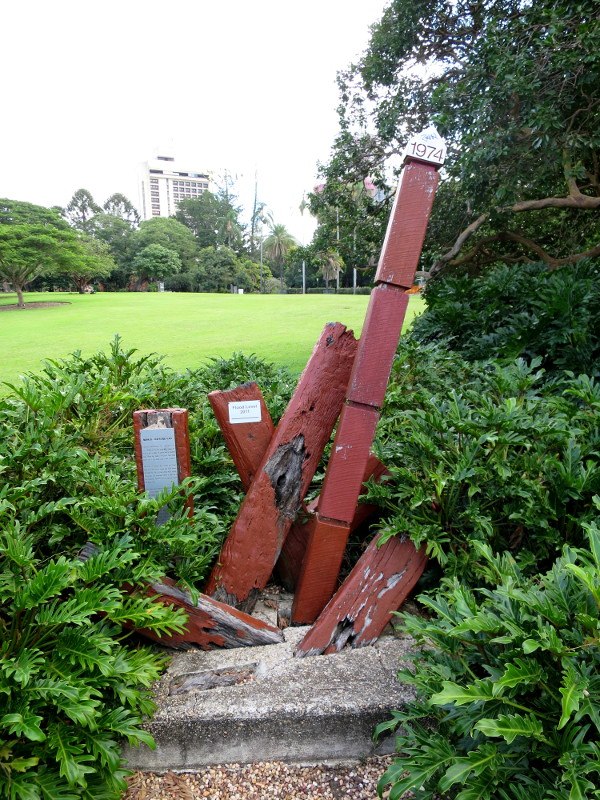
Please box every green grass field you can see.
[0,291,425,388]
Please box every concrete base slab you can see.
[124,627,415,771]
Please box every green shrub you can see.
[371,341,600,583]
[1,339,295,575]
[412,260,600,383]
[0,516,187,799]
[0,338,295,797]
[376,514,600,799]
[163,272,197,292]
[337,286,372,295]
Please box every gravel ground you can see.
[124,756,393,799]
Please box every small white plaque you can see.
[228,400,262,424]
[140,427,179,498]
[403,125,447,165]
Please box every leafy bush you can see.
[0,517,186,799]
[371,341,600,582]
[376,515,600,799]
[1,339,295,576]
[163,272,197,292]
[0,338,295,797]
[412,261,600,382]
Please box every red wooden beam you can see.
[208,383,274,492]
[135,577,284,650]
[205,323,357,610]
[78,544,283,651]
[375,161,441,289]
[295,537,428,656]
[292,146,442,624]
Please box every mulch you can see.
[0,302,71,311]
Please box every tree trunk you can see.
[16,285,25,308]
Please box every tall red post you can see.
[292,128,445,624]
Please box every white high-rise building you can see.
[139,155,210,220]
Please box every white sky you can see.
[1,0,389,242]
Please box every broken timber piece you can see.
[134,577,284,650]
[295,536,427,656]
[292,128,444,625]
[78,544,283,650]
[133,408,194,519]
[208,383,275,491]
[206,368,390,593]
[205,322,358,611]
[208,381,310,588]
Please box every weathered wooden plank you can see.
[346,285,409,409]
[136,577,284,650]
[208,383,274,491]
[290,514,351,624]
[205,322,358,609]
[317,404,380,524]
[78,544,283,650]
[374,161,440,289]
[295,536,428,656]
[277,453,390,592]
[133,408,194,517]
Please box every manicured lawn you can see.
[0,291,425,388]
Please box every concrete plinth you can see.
[124,627,415,770]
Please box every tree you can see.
[64,189,102,230]
[309,177,384,286]
[320,249,345,290]
[175,191,243,250]
[68,236,115,293]
[86,213,135,288]
[131,244,182,287]
[262,223,297,290]
[0,225,82,307]
[320,0,600,276]
[194,246,260,293]
[103,193,140,225]
[131,217,198,271]
[0,199,87,307]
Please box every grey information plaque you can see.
[140,428,179,498]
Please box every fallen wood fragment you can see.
[79,543,283,650]
[136,577,284,650]
[295,536,427,656]
[205,322,357,610]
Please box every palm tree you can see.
[262,223,297,291]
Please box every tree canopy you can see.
[316,0,600,276]
[0,198,110,306]
[64,189,102,230]
[175,190,244,250]
[131,244,182,286]
[131,217,198,271]
[103,193,140,225]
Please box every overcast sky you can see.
[2,0,388,241]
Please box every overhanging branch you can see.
[431,189,600,276]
